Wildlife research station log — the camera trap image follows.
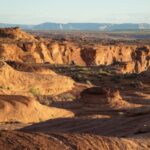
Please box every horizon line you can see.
[0,22,150,25]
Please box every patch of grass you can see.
[98,69,112,76]
[86,80,93,86]
[48,65,113,85]
[59,93,76,101]
[29,87,42,96]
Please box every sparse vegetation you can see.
[29,87,42,96]
[58,93,76,101]
[123,73,139,79]
[0,85,12,90]
[37,95,54,106]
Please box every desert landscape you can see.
[0,27,149,149]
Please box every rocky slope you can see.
[0,95,74,123]
[0,131,150,150]
[0,27,35,40]
[0,61,75,123]
[0,61,74,96]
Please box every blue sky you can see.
[0,0,150,24]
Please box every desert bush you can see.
[29,87,41,96]
[123,73,139,79]
[98,69,111,75]
[111,75,121,83]
[86,80,93,86]
[58,93,76,101]
[37,95,54,106]
[127,81,143,88]
[0,85,12,90]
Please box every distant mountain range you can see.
[0,22,150,31]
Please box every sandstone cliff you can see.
[0,28,150,73]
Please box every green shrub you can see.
[29,87,41,96]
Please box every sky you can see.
[0,0,150,24]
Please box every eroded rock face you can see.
[0,44,24,62]
[47,42,86,65]
[134,46,150,73]
[0,28,150,73]
[0,131,149,150]
[79,87,136,109]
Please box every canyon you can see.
[0,27,150,149]
[0,27,150,74]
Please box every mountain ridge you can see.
[0,22,150,31]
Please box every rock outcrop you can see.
[0,28,150,73]
[0,27,35,40]
[0,131,149,150]
[0,61,74,96]
[79,87,136,109]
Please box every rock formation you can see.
[80,87,136,109]
[0,28,150,73]
[0,95,74,123]
[0,61,74,96]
